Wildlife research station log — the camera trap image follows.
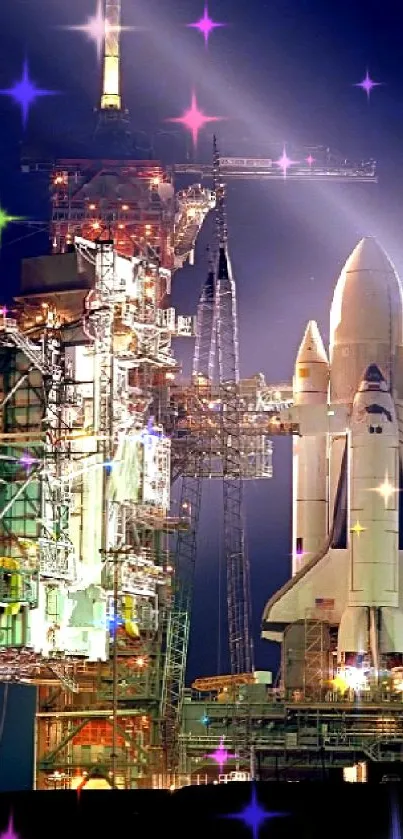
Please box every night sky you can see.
[0,0,403,686]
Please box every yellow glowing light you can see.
[118,223,125,229]
[82,777,112,790]
[374,473,397,506]
[152,177,160,186]
[122,204,129,211]
[89,203,96,210]
[350,521,366,536]
[92,222,101,231]
[136,656,146,668]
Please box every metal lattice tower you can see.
[161,254,217,770]
[162,143,258,769]
[213,137,254,675]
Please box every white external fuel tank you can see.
[338,364,403,659]
[329,238,403,405]
[292,321,329,574]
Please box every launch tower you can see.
[0,0,210,789]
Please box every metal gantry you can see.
[213,139,254,676]
[160,250,217,769]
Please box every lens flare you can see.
[354,69,383,101]
[0,60,56,127]
[187,4,226,48]
[167,92,222,147]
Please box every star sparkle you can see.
[206,736,237,772]
[19,454,38,469]
[226,787,287,839]
[61,0,140,62]
[0,205,25,245]
[0,60,56,128]
[306,154,315,166]
[167,92,222,147]
[373,473,398,506]
[275,145,298,178]
[350,520,366,536]
[187,4,226,47]
[354,69,383,101]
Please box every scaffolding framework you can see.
[0,234,196,788]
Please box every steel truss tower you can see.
[163,144,274,770]
[213,139,254,676]
[161,252,216,770]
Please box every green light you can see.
[0,205,25,244]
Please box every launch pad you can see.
[1,0,397,794]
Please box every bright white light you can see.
[373,472,398,507]
[61,0,140,62]
[342,666,368,691]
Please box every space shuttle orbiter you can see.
[262,237,403,670]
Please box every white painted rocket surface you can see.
[262,237,403,667]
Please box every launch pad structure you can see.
[1,0,393,791]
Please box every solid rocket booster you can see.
[338,364,399,657]
[292,321,329,574]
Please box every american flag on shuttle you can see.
[315,598,335,609]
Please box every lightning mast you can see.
[101,1,122,112]
[96,0,132,153]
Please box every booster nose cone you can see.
[294,320,329,406]
[296,320,328,365]
[329,237,403,403]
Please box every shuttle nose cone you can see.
[329,237,403,403]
